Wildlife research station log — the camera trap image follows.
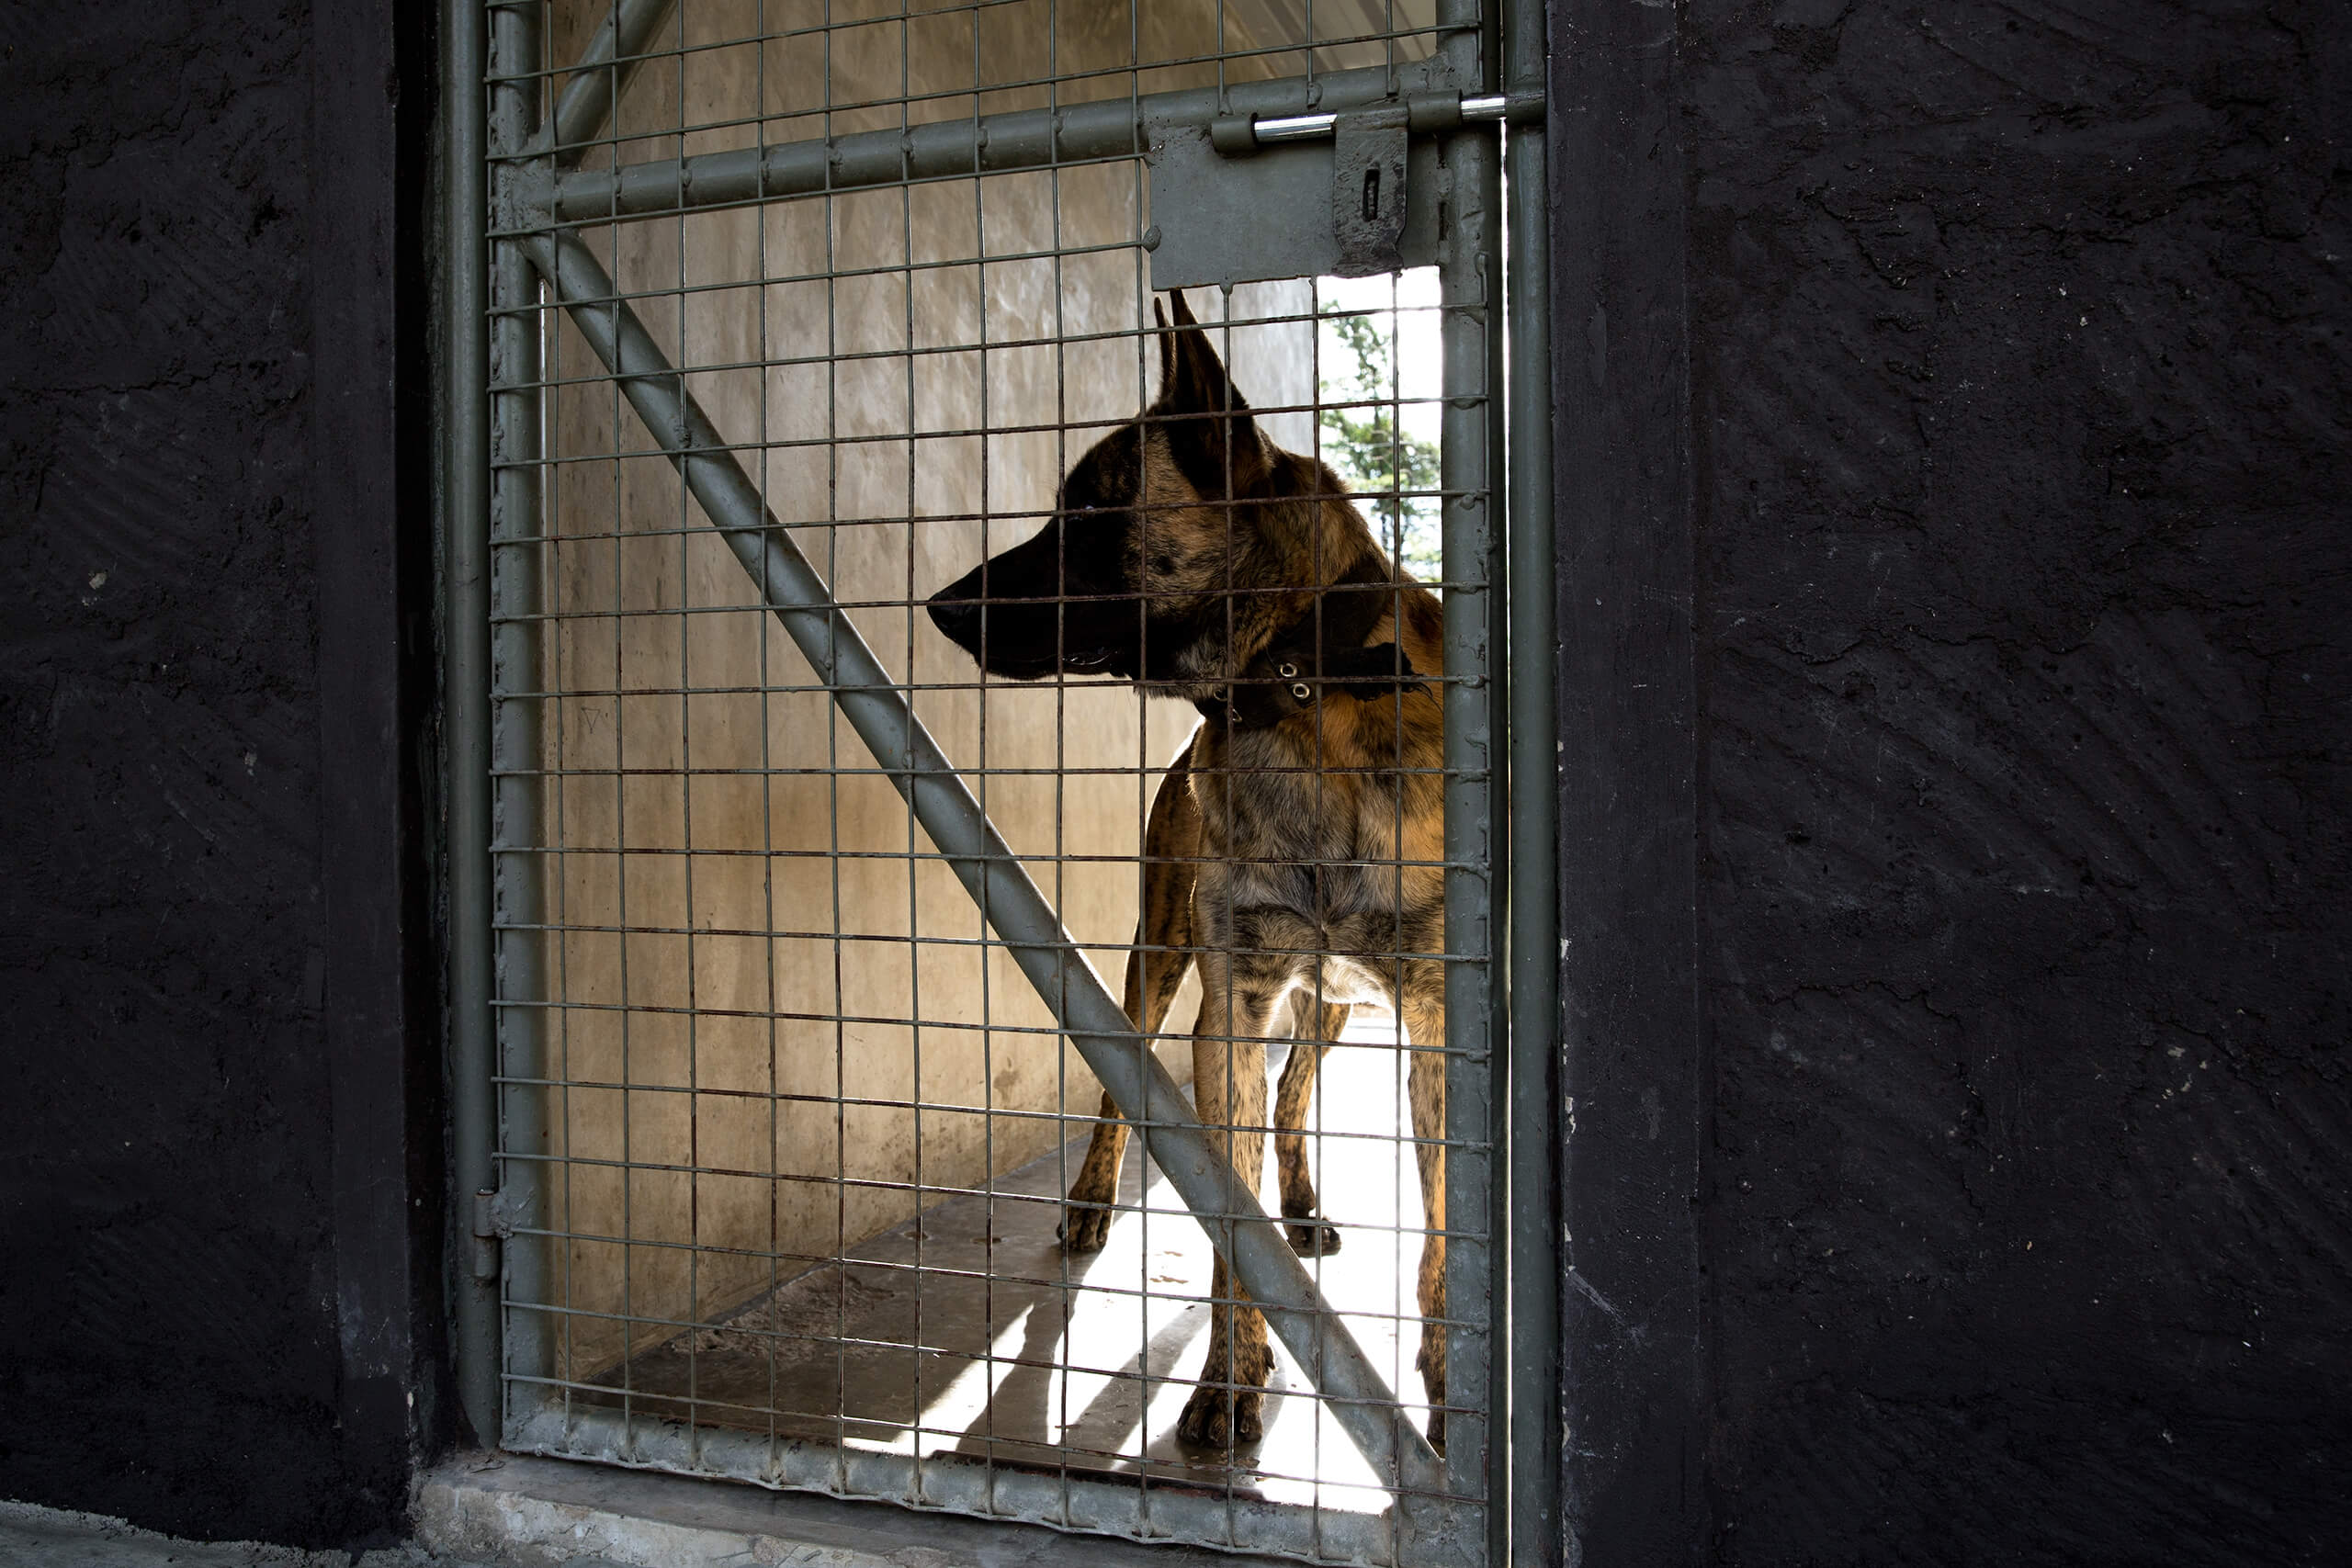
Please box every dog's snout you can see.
[927,570,985,650]
[926,589,977,638]
[928,522,1137,681]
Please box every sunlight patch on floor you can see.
[593,1012,1431,1515]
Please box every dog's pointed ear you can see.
[1152,289,1267,499]
[1158,289,1224,412]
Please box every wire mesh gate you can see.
[442,3,1554,1563]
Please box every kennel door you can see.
[446,3,1549,1564]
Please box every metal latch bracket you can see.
[1145,91,1539,289]
[1330,107,1410,276]
[1147,111,1441,289]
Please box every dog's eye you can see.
[1148,552,1175,575]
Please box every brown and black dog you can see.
[927,291,1449,1454]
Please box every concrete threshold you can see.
[415,1453,1291,1568]
[0,1499,475,1568]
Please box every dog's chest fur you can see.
[1185,705,1445,1004]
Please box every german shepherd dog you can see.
[927,292,1449,1454]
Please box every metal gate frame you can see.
[440,1,1557,1560]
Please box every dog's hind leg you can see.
[1062,737,1201,1254]
[1273,996,1351,1256]
[1401,974,1450,1456]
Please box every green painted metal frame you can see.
[441,0,1558,1556]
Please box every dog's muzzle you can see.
[925,582,983,651]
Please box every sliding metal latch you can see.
[1207,91,1544,153]
[1147,90,1543,288]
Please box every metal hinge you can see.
[469,1186,520,1281]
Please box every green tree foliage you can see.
[1317,305,1442,581]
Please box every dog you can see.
[927,290,1450,1454]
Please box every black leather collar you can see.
[1193,555,1430,731]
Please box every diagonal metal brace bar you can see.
[518,229,1450,1506]
[532,60,1462,226]
[522,0,678,164]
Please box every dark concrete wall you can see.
[1555,0,2350,1562]
[0,0,441,1545]
[6,0,2346,1559]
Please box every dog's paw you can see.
[1176,1385,1265,1450]
[1058,1204,1114,1254]
[1283,1214,1342,1257]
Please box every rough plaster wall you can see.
[0,0,374,1546]
[1683,0,2350,1560]
[533,0,1314,1377]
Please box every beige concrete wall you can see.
[527,0,1315,1379]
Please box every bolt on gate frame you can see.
[441,1,1555,1562]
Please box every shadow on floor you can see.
[581,1023,1435,1515]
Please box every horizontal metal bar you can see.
[501,36,1460,181]
[510,1402,1397,1564]
[535,60,1446,225]
[1234,89,1540,151]
[496,1099,1475,1153]
[519,225,1451,1509]
[500,1289,1461,1344]
[506,1386,1408,1506]
[485,1011,1465,1048]
[476,228,1455,319]
[503,1201,1486,1261]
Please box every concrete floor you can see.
[578,1021,1439,1517]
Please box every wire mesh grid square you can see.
[476,4,1496,1562]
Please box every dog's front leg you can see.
[1065,739,1202,1253]
[1062,893,1199,1252]
[1059,1089,1130,1254]
[1062,939,1155,1256]
[1176,952,1280,1450]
